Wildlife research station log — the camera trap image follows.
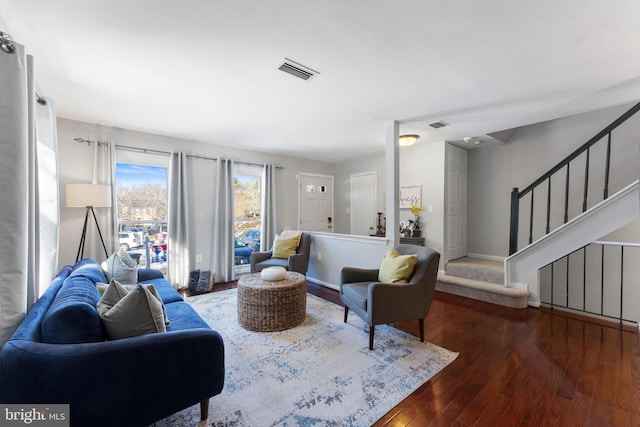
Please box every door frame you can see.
[297,172,335,232]
[349,171,377,236]
[444,143,468,262]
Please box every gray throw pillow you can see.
[196,270,213,294]
[97,280,168,340]
[102,248,138,284]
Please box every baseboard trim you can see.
[307,276,338,291]
[466,253,506,262]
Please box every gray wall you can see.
[468,102,640,257]
[334,152,386,235]
[335,140,446,264]
[57,118,336,271]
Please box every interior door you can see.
[350,171,377,236]
[299,173,334,232]
[446,144,468,261]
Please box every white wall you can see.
[57,118,336,271]
[468,102,640,257]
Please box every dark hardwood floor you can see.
[190,280,640,426]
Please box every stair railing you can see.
[509,100,640,255]
[539,241,639,326]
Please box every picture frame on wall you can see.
[399,186,421,208]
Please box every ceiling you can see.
[1,1,640,163]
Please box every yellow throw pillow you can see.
[279,230,302,246]
[272,234,300,259]
[378,248,418,284]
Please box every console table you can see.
[399,236,425,246]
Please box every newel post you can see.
[509,188,519,255]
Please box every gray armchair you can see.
[340,245,440,350]
[250,233,311,275]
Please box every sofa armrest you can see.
[0,330,224,426]
[288,253,309,275]
[250,250,273,272]
[137,268,165,281]
[340,267,379,286]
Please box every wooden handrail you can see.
[518,100,640,198]
[509,100,640,255]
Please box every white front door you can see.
[446,144,468,261]
[299,173,334,232]
[350,171,377,236]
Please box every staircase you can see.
[437,257,528,308]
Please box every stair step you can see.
[445,257,504,285]
[437,275,528,309]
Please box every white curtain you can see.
[211,158,235,283]
[90,139,117,259]
[167,152,190,289]
[0,42,59,345]
[35,96,60,297]
[261,164,277,251]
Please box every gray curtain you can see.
[212,158,235,282]
[0,41,59,345]
[167,152,190,289]
[261,164,277,251]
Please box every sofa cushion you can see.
[165,301,211,332]
[102,249,138,284]
[68,258,108,284]
[97,281,167,340]
[378,247,418,284]
[341,282,369,312]
[139,277,185,304]
[41,276,105,344]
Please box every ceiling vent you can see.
[277,58,320,81]
[429,120,448,129]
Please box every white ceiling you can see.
[1,1,640,163]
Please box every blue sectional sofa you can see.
[0,259,225,426]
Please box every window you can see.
[234,166,262,271]
[115,153,169,270]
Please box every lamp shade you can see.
[66,184,112,208]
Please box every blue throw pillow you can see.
[40,276,106,344]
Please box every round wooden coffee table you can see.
[237,271,306,332]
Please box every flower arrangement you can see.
[410,205,424,232]
[399,221,413,236]
[399,205,425,237]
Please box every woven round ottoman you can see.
[237,271,306,332]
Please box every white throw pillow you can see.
[102,248,138,284]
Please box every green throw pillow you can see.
[378,248,418,284]
[97,280,168,340]
[272,234,300,259]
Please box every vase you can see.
[412,230,421,238]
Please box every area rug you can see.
[153,289,458,427]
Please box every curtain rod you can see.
[73,137,283,169]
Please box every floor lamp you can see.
[66,184,112,263]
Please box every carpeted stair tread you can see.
[445,257,504,285]
[436,275,528,309]
[438,274,526,296]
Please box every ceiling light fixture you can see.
[399,134,419,147]
[464,136,484,146]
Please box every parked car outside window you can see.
[234,238,253,265]
[119,232,141,251]
[241,229,261,251]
